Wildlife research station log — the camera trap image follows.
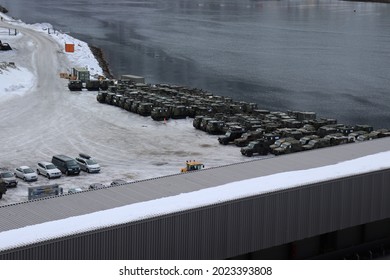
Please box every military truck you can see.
[241,140,270,157]
[137,102,153,116]
[193,115,205,129]
[299,134,319,145]
[272,139,303,156]
[240,132,281,157]
[96,91,107,103]
[123,98,134,111]
[99,79,112,90]
[118,96,129,108]
[130,100,141,113]
[317,125,338,138]
[171,105,188,119]
[199,117,214,132]
[302,138,330,151]
[234,129,264,147]
[205,120,225,135]
[105,92,116,105]
[111,94,123,107]
[324,133,353,146]
[68,80,83,91]
[86,80,100,91]
[151,107,171,121]
[269,137,295,154]
[218,126,245,145]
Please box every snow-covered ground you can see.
[0,12,256,206]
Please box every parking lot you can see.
[0,20,257,206]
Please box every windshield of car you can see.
[248,143,255,148]
[67,160,79,168]
[281,143,290,148]
[274,140,283,146]
[1,172,14,178]
[308,140,317,146]
[46,164,57,169]
[86,159,97,165]
[23,168,34,174]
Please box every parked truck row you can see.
[93,79,390,158]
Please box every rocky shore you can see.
[89,45,115,79]
[0,5,8,14]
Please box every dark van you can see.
[52,155,80,176]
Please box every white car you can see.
[36,162,62,179]
[15,166,38,182]
[75,154,101,173]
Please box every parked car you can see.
[14,166,38,182]
[52,155,80,176]
[75,154,101,173]
[110,179,127,186]
[68,187,83,194]
[89,183,105,190]
[0,168,18,188]
[36,162,62,179]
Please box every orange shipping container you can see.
[65,43,74,53]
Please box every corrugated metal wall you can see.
[1,169,390,259]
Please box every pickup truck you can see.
[234,129,264,147]
[272,139,303,155]
[241,140,270,157]
[218,126,245,145]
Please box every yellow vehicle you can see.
[180,160,204,173]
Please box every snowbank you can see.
[0,62,35,101]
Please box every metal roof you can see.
[0,137,389,233]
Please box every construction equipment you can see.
[68,80,83,91]
[0,40,12,51]
[180,160,204,173]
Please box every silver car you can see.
[75,154,101,173]
[15,166,38,182]
[0,169,18,188]
[37,162,62,179]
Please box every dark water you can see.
[2,0,390,128]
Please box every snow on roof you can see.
[0,150,389,251]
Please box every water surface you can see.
[3,0,390,127]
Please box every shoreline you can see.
[0,5,8,14]
[0,4,113,79]
[89,45,115,79]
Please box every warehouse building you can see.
[0,138,390,259]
